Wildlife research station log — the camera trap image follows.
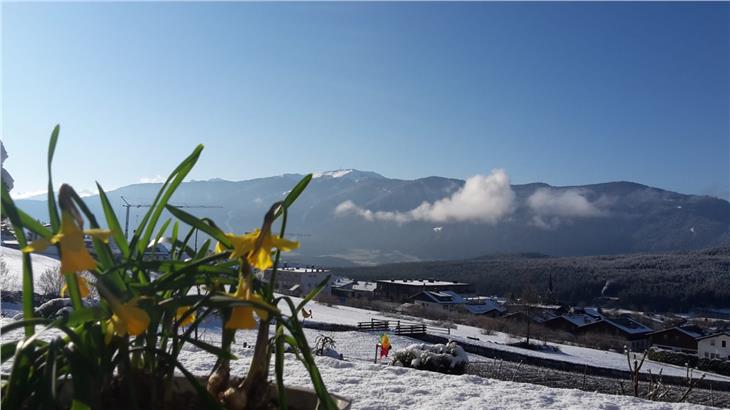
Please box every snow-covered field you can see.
[3,310,710,409]
[0,247,60,292]
[288,298,730,383]
[0,248,726,408]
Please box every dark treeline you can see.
[334,247,730,312]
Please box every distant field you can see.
[335,247,730,312]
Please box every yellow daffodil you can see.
[215,228,298,271]
[215,231,258,260]
[110,297,151,337]
[247,228,299,271]
[22,210,112,274]
[224,278,275,329]
[60,274,91,299]
[176,306,196,327]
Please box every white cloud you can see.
[139,175,165,184]
[11,187,97,200]
[527,188,607,229]
[335,169,515,224]
[11,189,47,200]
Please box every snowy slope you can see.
[280,297,730,383]
[0,248,727,383]
[171,325,715,410]
[0,247,60,292]
[0,306,719,409]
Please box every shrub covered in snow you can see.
[314,334,344,360]
[391,341,468,374]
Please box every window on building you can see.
[705,352,709,358]
[723,340,727,348]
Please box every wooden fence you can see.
[357,319,451,337]
[357,319,390,332]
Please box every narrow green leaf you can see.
[170,221,179,257]
[97,182,129,257]
[16,208,53,239]
[166,205,230,248]
[71,399,92,410]
[64,306,106,326]
[195,239,211,259]
[1,342,17,364]
[276,173,312,219]
[1,184,35,336]
[178,335,238,361]
[275,324,288,410]
[296,275,331,313]
[47,125,61,232]
[136,145,203,257]
[0,318,53,334]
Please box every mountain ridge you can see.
[14,169,730,266]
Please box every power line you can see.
[121,196,222,239]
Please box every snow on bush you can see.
[391,341,468,374]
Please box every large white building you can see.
[265,266,331,297]
[697,331,730,361]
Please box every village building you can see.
[461,296,508,317]
[697,332,730,361]
[542,306,603,332]
[374,279,473,302]
[330,278,376,300]
[647,325,705,355]
[407,290,464,314]
[543,313,601,333]
[263,266,331,297]
[406,291,507,316]
[575,316,653,352]
[502,309,559,325]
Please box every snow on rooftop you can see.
[351,281,377,292]
[279,267,329,273]
[562,314,600,327]
[377,279,469,287]
[603,317,653,335]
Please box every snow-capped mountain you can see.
[14,170,730,266]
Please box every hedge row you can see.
[648,348,730,376]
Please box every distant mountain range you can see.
[15,169,730,266]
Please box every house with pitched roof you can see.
[647,325,706,355]
[698,332,730,361]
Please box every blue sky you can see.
[2,2,728,199]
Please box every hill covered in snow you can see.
[13,170,730,266]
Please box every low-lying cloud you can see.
[527,188,608,229]
[335,169,515,224]
[139,175,165,184]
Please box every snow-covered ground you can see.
[0,300,720,409]
[0,247,60,292]
[0,248,726,408]
[282,297,730,383]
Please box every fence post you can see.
[374,344,380,364]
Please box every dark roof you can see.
[599,317,653,335]
[409,290,463,304]
[697,331,730,341]
[647,326,705,339]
